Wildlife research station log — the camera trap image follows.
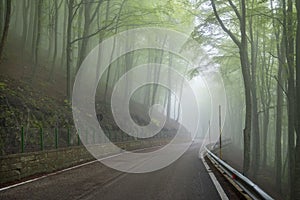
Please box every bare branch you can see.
[71,0,84,22]
[273,75,288,96]
[90,0,103,22]
[258,104,287,114]
[70,15,117,45]
[210,0,241,48]
[268,51,286,65]
[227,0,241,22]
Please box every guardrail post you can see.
[21,126,24,153]
[219,105,222,159]
[40,127,44,151]
[208,120,211,147]
[55,127,58,149]
[205,145,274,200]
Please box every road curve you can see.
[0,142,221,200]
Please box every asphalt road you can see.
[0,142,221,200]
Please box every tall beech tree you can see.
[210,0,253,175]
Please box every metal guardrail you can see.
[205,145,274,200]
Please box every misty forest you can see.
[0,0,300,199]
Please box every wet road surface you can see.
[0,142,221,200]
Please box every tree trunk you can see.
[35,0,43,65]
[49,0,60,81]
[76,0,91,72]
[0,1,4,38]
[0,0,11,63]
[294,0,300,198]
[66,0,74,100]
[270,0,284,192]
[144,49,152,107]
[31,0,43,80]
[240,0,252,176]
[167,52,173,120]
[47,3,53,62]
[103,0,126,102]
[275,32,285,193]
[21,0,29,54]
[249,14,260,175]
[31,1,37,63]
[152,38,167,105]
[176,66,188,122]
[240,48,252,176]
[210,0,252,175]
[75,6,83,73]
[259,25,272,168]
[60,2,68,72]
[284,0,296,198]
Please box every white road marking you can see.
[0,145,163,192]
[200,151,229,200]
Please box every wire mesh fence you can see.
[0,127,174,156]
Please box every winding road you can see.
[0,142,226,200]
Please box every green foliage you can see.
[0,82,6,89]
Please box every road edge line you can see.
[200,150,229,200]
[0,145,163,192]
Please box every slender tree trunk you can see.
[151,50,162,105]
[262,110,269,166]
[35,0,43,65]
[47,3,54,63]
[260,26,272,168]
[167,52,173,120]
[76,0,91,72]
[103,0,126,102]
[27,0,35,53]
[0,0,11,63]
[152,37,167,105]
[75,0,103,75]
[103,0,113,102]
[66,0,74,99]
[75,6,83,72]
[210,0,252,175]
[284,0,296,198]
[240,49,252,176]
[49,0,60,81]
[240,0,252,176]
[0,1,3,38]
[294,0,300,197]
[296,0,300,139]
[60,2,68,71]
[163,89,168,114]
[176,66,188,122]
[144,49,152,107]
[31,1,37,63]
[21,0,29,54]
[123,28,134,102]
[249,15,260,175]
[31,0,43,80]
[112,46,121,85]
[275,36,285,193]
[270,1,284,191]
